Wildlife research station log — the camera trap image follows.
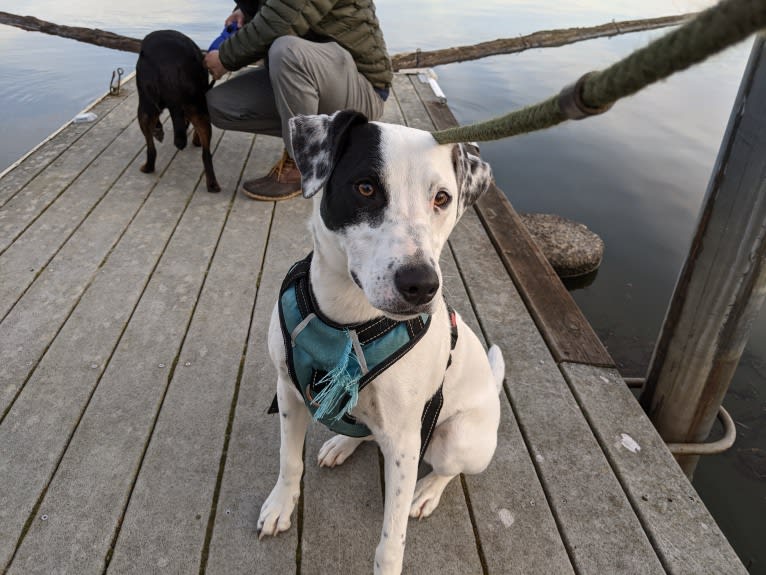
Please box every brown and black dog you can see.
[136,30,220,193]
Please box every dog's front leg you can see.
[375,430,421,575]
[257,372,310,538]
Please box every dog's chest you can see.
[278,254,439,437]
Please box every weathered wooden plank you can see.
[561,362,747,574]
[403,477,484,575]
[0,117,182,418]
[451,209,665,575]
[0,113,156,321]
[380,88,406,124]
[0,89,129,207]
[445,233,575,574]
[476,187,614,368]
[301,426,384,575]
[204,140,306,575]
[391,74,435,132]
[105,132,264,573]
[0,86,139,253]
[405,74,457,138]
[407,73,614,368]
[2,130,237,575]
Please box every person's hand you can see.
[225,8,245,28]
[205,51,228,80]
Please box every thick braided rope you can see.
[432,0,766,145]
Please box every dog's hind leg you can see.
[153,119,165,143]
[258,373,310,539]
[169,107,188,150]
[412,398,500,519]
[187,109,221,193]
[138,107,160,174]
[317,434,372,468]
[410,473,454,519]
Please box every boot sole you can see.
[240,186,303,201]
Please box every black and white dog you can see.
[259,110,503,575]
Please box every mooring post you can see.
[640,33,766,478]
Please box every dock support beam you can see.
[640,33,766,478]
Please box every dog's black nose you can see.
[394,264,439,306]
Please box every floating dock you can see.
[0,72,747,574]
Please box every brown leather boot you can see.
[241,149,302,201]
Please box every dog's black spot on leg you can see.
[396,488,401,496]
[281,412,288,418]
[383,531,388,538]
[395,459,400,467]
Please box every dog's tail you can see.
[487,344,505,394]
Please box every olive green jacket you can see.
[219,0,393,90]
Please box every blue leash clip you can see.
[208,22,239,51]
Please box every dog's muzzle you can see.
[394,263,439,307]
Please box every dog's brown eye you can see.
[355,181,376,197]
[434,190,451,208]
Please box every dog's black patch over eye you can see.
[321,123,388,230]
[433,189,451,209]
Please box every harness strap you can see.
[419,307,458,460]
[269,254,459,463]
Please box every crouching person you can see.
[204,0,393,201]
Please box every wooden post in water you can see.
[640,33,766,478]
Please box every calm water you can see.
[1,0,764,570]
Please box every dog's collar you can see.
[270,253,454,461]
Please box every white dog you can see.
[258,110,504,575]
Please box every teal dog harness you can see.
[269,253,454,460]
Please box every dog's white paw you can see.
[317,435,366,467]
[409,473,453,519]
[257,486,299,539]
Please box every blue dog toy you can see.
[208,22,239,51]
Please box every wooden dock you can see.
[0,72,746,574]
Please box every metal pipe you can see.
[623,377,645,388]
[666,405,736,456]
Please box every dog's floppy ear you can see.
[452,143,493,214]
[289,110,368,198]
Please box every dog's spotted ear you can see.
[289,110,369,198]
[452,143,493,214]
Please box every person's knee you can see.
[268,36,306,76]
[205,89,227,128]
